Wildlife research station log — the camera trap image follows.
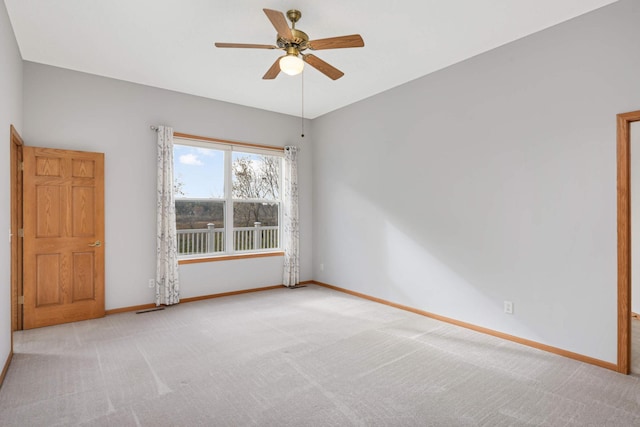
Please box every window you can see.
[173,138,283,258]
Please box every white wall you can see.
[23,63,312,309]
[311,0,640,364]
[0,0,23,365]
[632,121,640,315]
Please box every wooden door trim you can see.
[617,110,640,374]
[10,125,24,334]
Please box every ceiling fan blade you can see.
[303,54,344,80]
[263,9,293,40]
[215,43,278,49]
[263,57,282,80]
[308,34,365,50]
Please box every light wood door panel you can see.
[23,146,105,329]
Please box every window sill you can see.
[178,251,284,265]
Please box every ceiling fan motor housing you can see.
[277,29,309,51]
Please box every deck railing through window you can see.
[176,222,279,255]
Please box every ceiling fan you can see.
[215,8,364,80]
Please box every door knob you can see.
[88,240,102,247]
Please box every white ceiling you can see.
[5,0,618,119]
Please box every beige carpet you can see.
[1,285,640,426]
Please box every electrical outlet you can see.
[503,300,513,314]
[148,279,155,288]
[320,263,324,271]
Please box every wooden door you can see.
[23,146,105,329]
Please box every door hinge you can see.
[18,296,24,305]
[20,161,24,171]
[18,228,24,238]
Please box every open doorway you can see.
[617,110,640,374]
[10,133,106,331]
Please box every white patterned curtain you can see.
[156,126,180,305]
[283,146,300,287]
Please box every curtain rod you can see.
[149,126,287,152]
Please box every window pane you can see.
[175,200,225,255]
[233,202,279,251]
[174,144,224,198]
[173,140,283,257]
[232,152,280,200]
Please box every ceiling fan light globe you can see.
[279,55,304,75]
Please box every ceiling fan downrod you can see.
[286,9,301,29]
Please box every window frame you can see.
[173,135,285,262]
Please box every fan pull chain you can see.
[301,71,305,138]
